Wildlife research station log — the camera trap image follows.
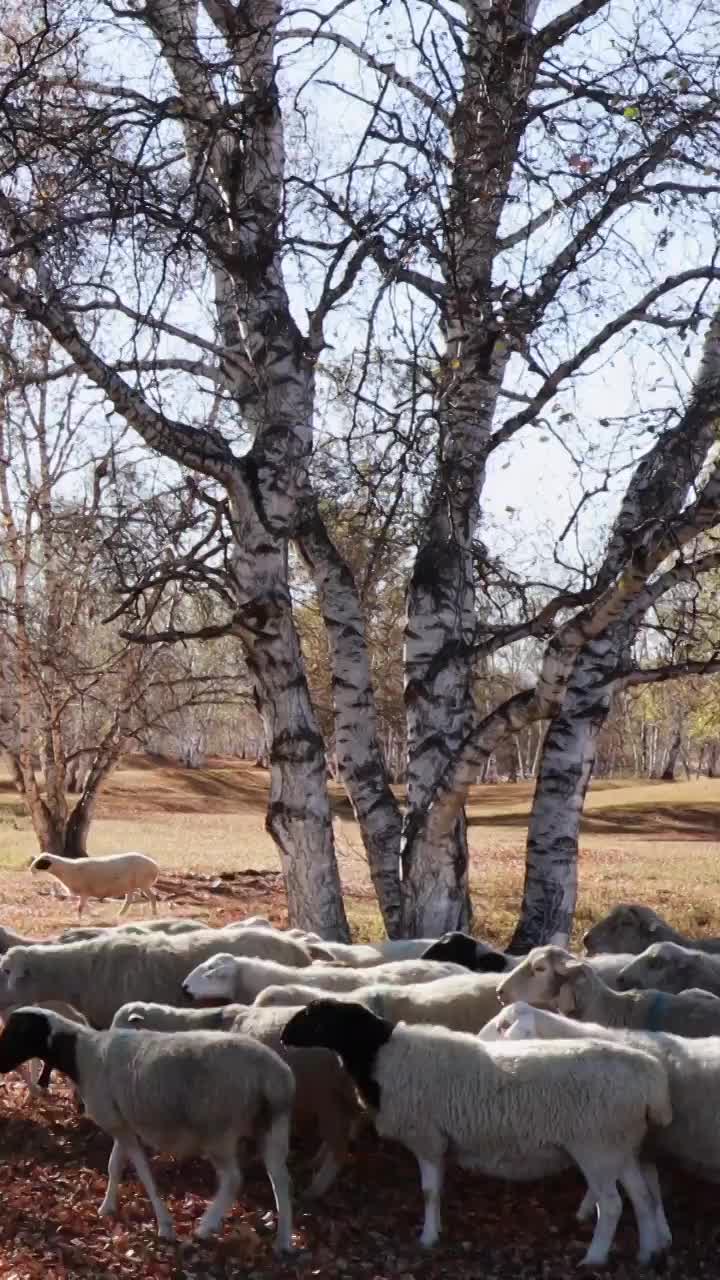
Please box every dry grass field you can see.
[2,753,720,945]
[2,756,720,1280]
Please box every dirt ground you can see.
[2,759,720,1278]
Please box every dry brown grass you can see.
[2,755,720,945]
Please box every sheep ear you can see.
[557,982,576,1015]
[126,1013,144,1026]
[307,943,337,963]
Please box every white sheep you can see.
[617,941,720,995]
[111,1001,248,1033]
[477,1002,672,1246]
[497,946,720,1035]
[58,918,208,943]
[254,972,504,1032]
[584,952,638,989]
[306,936,510,970]
[30,853,160,919]
[304,941,392,966]
[227,916,275,930]
[0,925,48,952]
[372,938,440,960]
[221,922,340,962]
[0,926,314,1028]
[304,939,442,965]
[220,928,454,966]
[255,984,362,1008]
[183,954,465,1004]
[487,993,720,1188]
[300,939,438,966]
[111,999,365,1197]
[0,1006,294,1247]
[280,999,672,1266]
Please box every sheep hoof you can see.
[419,1232,439,1249]
[193,1219,219,1240]
[157,1221,176,1242]
[98,1201,118,1219]
[272,1239,299,1258]
[637,1246,670,1269]
[303,1172,336,1199]
[579,1253,609,1268]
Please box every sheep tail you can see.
[262,1060,296,1123]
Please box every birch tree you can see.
[2,0,720,938]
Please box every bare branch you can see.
[281,27,452,127]
[534,0,611,49]
[0,273,236,480]
[491,267,720,449]
[622,658,720,687]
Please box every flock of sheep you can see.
[4,855,720,1266]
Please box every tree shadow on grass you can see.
[468,802,720,838]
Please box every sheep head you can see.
[582,904,664,956]
[497,945,582,1008]
[182,953,239,1003]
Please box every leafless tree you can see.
[0,318,246,857]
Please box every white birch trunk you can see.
[297,514,403,936]
[401,0,541,935]
[226,480,350,938]
[507,625,628,952]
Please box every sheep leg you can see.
[576,1188,595,1223]
[142,887,158,917]
[99,1140,127,1218]
[77,895,87,920]
[569,1150,623,1267]
[124,1139,176,1240]
[259,1110,294,1254]
[25,1059,51,1098]
[305,1144,341,1198]
[36,1061,52,1090]
[118,891,135,919]
[641,1161,672,1250]
[195,1153,243,1238]
[576,1159,670,1256]
[580,1179,622,1267]
[17,1061,40,1094]
[619,1158,666,1263]
[416,1157,443,1248]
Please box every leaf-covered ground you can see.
[1,873,720,1277]
[2,1065,720,1280]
